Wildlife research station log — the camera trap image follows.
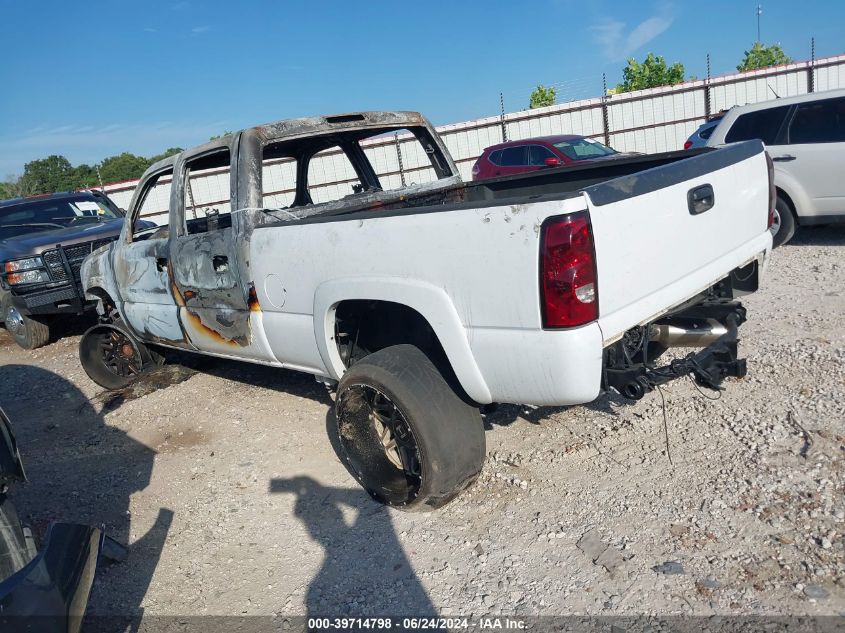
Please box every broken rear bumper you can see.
[603,302,748,400]
[0,522,103,633]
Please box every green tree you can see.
[737,42,791,72]
[529,85,556,109]
[20,155,76,194]
[71,164,99,189]
[0,175,37,199]
[209,131,233,141]
[98,152,152,183]
[615,53,686,93]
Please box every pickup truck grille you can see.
[42,238,116,284]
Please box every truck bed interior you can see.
[262,146,714,227]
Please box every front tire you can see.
[771,196,796,248]
[78,321,161,390]
[333,344,485,511]
[1,294,50,350]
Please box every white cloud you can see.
[0,120,230,177]
[592,12,674,61]
[191,25,210,34]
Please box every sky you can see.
[0,0,843,177]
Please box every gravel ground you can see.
[0,226,843,622]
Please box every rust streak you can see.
[171,280,186,307]
[183,308,242,348]
[247,283,261,312]
[171,280,243,348]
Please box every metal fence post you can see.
[393,133,406,187]
[704,54,712,119]
[601,74,611,147]
[808,37,816,93]
[499,92,508,142]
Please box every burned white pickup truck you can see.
[80,111,773,510]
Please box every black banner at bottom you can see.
[12,615,836,633]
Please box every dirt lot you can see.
[1,227,843,622]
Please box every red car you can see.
[471,134,622,180]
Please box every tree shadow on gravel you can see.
[0,364,172,633]
[269,475,437,619]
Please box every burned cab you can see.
[79,112,458,386]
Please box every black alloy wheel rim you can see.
[336,384,422,505]
[98,329,142,378]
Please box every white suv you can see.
[707,89,845,246]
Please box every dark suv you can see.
[0,191,132,349]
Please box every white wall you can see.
[104,54,845,225]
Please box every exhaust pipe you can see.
[649,319,728,348]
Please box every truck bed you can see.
[247,140,770,404]
[260,146,719,226]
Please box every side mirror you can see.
[544,157,561,167]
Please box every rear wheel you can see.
[771,195,796,248]
[333,344,485,511]
[1,294,50,350]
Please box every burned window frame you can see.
[127,166,174,242]
[252,124,455,210]
[172,142,235,238]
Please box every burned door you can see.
[114,167,187,347]
[169,147,269,358]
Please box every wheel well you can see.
[334,300,446,368]
[86,287,116,316]
[775,187,797,219]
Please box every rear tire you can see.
[333,344,485,511]
[771,196,796,248]
[1,294,50,350]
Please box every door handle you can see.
[156,257,168,271]
[212,255,229,273]
[772,155,796,162]
[687,184,715,215]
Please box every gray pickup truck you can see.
[0,190,132,349]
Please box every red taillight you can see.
[540,212,598,328]
[765,151,776,229]
[683,140,693,150]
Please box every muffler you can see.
[648,319,728,348]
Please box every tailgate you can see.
[583,141,771,343]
